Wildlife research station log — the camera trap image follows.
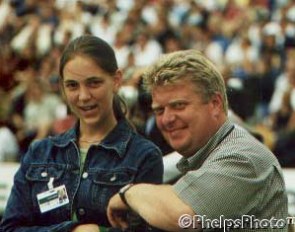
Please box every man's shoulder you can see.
[213,125,278,166]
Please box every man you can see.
[107,50,288,231]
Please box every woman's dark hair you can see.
[59,34,127,120]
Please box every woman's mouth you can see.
[78,105,98,116]
[79,105,97,111]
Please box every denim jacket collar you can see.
[50,119,133,158]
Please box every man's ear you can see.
[113,69,123,92]
[210,93,224,116]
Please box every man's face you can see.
[151,79,223,157]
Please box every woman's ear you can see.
[113,69,123,92]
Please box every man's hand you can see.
[71,224,100,232]
[107,193,129,229]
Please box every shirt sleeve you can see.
[173,153,269,219]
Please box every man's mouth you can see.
[166,126,187,137]
[167,128,181,136]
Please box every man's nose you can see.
[161,108,176,126]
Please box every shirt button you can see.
[78,208,85,216]
[82,172,88,179]
[41,172,48,177]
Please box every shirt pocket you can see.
[25,163,67,209]
[90,168,136,208]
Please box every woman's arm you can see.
[0,144,77,232]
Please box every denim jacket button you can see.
[41,172,48,178]
[78,208,85,216]
[110,174,117,182]
[82,172,88,179]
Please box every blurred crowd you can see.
[1,0,295,166]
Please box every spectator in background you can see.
[7,66,65,158]
[23,78,64,138]
[113,30,131,70]
[0,35,163,231]
[107,50,288,231]
[0,120,19,162]
[132,31,163,67]
[270,48,295,167]
[269,48,295,132]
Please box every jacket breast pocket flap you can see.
[93,169,136,186]
[25,164,66,182]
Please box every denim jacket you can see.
[0,119,163,232]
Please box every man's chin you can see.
[170,143,184,154]
[172,145,195,158]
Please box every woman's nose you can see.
[78,86,91,101]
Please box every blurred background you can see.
[1,0,295,166]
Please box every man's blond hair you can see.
[143,49,228,113]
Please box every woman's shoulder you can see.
[111,120,158,148]
[130,131,158,146]
[20,138,54,166]
[128,131,163,157]
[27,137,54,150]
[22,128,76,161]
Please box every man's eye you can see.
[172,102,186,109]
[153,108,164,115]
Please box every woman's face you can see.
[62,55,121,129]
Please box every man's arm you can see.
[107,183,197,231]
[71,224,100,232]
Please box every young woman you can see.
[0,35,163,232]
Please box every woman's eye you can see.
[87,79,102,87]
[65,82,78,90]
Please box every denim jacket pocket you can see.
[25,164,67,209]
[90,168,136,207]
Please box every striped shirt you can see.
[173,120,288,231]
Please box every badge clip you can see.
[47,177,54,190]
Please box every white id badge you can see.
[37,185,69,213]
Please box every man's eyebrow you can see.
[151,99,188,109]
[151,104,161,110]
[170,99,187,103]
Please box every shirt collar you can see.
[177,120,234,173]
